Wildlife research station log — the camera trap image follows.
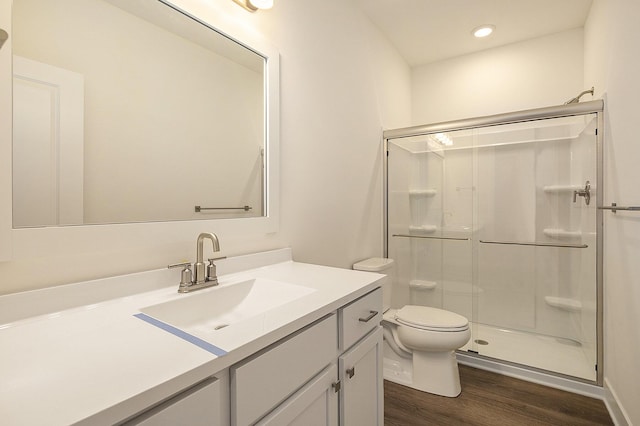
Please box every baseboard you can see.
[456,352,604,400]
[603,378,631,426]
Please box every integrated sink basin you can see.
[140,278,316,335]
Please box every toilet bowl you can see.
[353,258,471,398]
[384,306,470,397]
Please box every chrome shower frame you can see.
[382,100,605,386]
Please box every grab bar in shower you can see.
[479,240,588,249]
[195,205,252,212]
[598,203,640,213]
[392,234,470,241]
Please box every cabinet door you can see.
[339,327,383,426]
[256,364,338,426]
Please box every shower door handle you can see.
[573,181,591,205]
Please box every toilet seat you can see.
[395,305,469,332]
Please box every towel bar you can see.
[598,203,640,213]
[392,234,469,241]
[480,240,588,249]
[195,205,252,212]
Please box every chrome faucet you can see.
[168,232,225,293]
[573,180,591,206]
[195,232,220,285]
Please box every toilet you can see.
[353,258,470,397]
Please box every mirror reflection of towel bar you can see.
[195,205,252,212]
[392,234,469,241]
[598,203,640,213]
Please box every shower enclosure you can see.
[383,101,603,384]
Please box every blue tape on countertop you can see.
[134,313,227,357]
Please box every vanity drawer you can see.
[339,288,382,351]
[124,375,225,426]
[231,314,338,426]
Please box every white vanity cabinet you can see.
[119,288,383,426]
[0,250,387,425]
[231,287,383,426]
[231,313,339,426]
[123,370,229,426]
[337,288,384,426]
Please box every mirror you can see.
[11,0,269,228]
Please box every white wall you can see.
[0,0,411,295]
[249,1,412,267]
[585,1,640,424]
[411,28,586,125]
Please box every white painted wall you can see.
[0,0,411,295]
[411,28,586,125]
[248,1,412,267]
[585,1,640,424]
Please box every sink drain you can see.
[474,339,489,345]
[213,324,229,331]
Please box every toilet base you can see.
[411,350,462,397]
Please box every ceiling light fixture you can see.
[473,25,495,38]
[232,0,273,12]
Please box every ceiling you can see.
[352,0,594,67]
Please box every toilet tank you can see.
[353,258,394,312]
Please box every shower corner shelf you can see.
[543,228,581,239]
[408,225,437,235]
[543,185,582,194]
[409,189,437,197]
[544,296,582,312]
[409,279,437,291]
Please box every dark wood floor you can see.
[384,365,613,426]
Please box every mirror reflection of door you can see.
[12,56,84,227]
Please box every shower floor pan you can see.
[383,322,595,386]
[460,322,596,382]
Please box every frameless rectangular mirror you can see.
[12,0,268,227]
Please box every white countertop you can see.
[0,249,383,425]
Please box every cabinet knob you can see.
[346,367,355,379]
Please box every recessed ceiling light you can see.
[473,25,495,38]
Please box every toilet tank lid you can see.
[353,258,394,272]
[396,305,469,329]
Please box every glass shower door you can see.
[473,114,598,381]
[385,111,601,382]
[386,130,474,332]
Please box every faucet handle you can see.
[205,257,226,285]
[168,262,193,288]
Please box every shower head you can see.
[565,87,595,104]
